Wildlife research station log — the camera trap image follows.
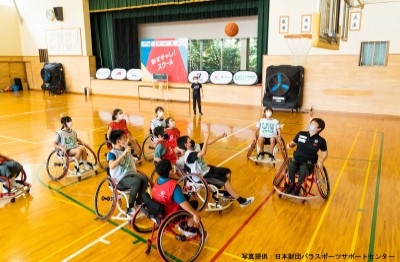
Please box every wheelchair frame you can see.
[46,142,98,181]
[0,166,31,203]
[273,157,330,201]
[131,207,206,261]
[247,136,288,166]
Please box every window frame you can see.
[359,41,389,67]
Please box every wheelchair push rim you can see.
[97,141,110,170]
[142,135,155,161]
[177,174,209,212]
[46,150,69,181]
[94,177,117,220]
[156,210,206,262]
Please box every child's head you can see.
[155,106,164,118]
[165,117,175,129]
[264,107,273,118]
[109,130,126,145]
[112,108,123,121]
[193,76,198,83]
[177,135,194,151]
[309,118,325,134]
[61,116,73,129]
[155,159,173,178]
[154,126,168,140]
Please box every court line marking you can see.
[367,133,384,262]
[0,135,36,144]
[61,221,129,262]
[300,128,362,262]
[39,223,109,262]
[348,128,377,261]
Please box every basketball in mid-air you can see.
[225,22,239,37]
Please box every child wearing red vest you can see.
[152,159,203,238]
[153,126,177,164]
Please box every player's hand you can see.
[123,147,131,156]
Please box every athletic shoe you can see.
[10,177,24,189]
[240,196,255,208]
[127,207,137,216]
[75,165,83,175]
[84,162,92,171]
[257,153,264,161]
[178,225,198,238]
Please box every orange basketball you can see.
[225,22,239,37]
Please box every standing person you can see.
[255,107,282,161]
[53,116,92,174]
[191,76,204,116]
[107,108,141,159]
[107,130,149,214]
[285,118,328,196]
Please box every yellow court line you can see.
[39,223,109,262]
[301,128,361,262]
[203,245,244,260]
[348,128,377,261]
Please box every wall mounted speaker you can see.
[53,7,63,21]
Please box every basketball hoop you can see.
[284,34,312,65]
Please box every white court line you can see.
[0,135,36,144]
[62,221,129,262]
[216,146,250,167]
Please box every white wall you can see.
[139,16,258,40]
[268,0,400,55]
[15,0,92,56]
[0,5,22,55]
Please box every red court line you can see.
[210,190,276,261]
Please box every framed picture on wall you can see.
[279,16,289,34]
[349,11,362,31]
[301,15,312,33]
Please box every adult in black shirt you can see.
[190,76,204,116]
[285,118,328,196]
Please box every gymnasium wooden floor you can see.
[0,91,398,261]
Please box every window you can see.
[188,38,257,73]
[359,41,389,66]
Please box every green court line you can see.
[35,164,147,243]
[368,133,384,261]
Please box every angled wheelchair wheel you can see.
[273,158,289,187]
[84,144,98,168]
[278,137,288,160]
[316,166,330,199]
[177,174,208,212]
[157,210,206,262]
[94,177,117,220]
[247,138,257,159]
[46,150,69,181]
[131,206,159,233]
[142,135,155,161]
[97,141,109,170]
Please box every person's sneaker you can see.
[84,162,92,171]
[75,165,83,175]
[284,183,295,194]
[127,207,136,216]
[10,177,24,189]
[293,185,301,196]
[178,225,198,238]
[240,196,255,208]
[257,153,264,161]
[268,156,275,162]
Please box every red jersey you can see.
[165,128,180,148]
[158,140,177,164]
[109,119,130,134]
[152,179,180,216]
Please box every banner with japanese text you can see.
[140,38,188,83]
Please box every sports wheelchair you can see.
[273,157,330,201]
[0,157,31,203]
[46,142,98,181]
[94,169,151,221]
[247,136,288,166]
[131,194,207,261]
[141,134,156,161]
[150,163,234,213]
[97,134,142,170]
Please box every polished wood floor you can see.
[0,91,399,261]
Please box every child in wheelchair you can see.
[0,154,24,190]
[255,107,282,162]
[177,132,254,208]
[153,126,178,165]
[149,106,166,135]
[107,130,149,215]
[165,117,183,157]
[153,159,202,238]
[285,118,328,196]
[53,116,92,174]
[107,108,141,159]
